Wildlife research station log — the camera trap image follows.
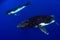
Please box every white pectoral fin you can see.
[39,26,49,35]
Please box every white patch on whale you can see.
[39,20,55,27]
[38,20,55,35]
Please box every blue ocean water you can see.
[0,0,60,40]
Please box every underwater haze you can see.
[0,0,60,40]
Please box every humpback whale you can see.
[17,15,55,35]
[6,2,31,15]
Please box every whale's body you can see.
[6,2,31,15]
[17,15,55,35]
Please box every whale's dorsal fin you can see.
[39,25,49,35]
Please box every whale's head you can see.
[39,15,55,26]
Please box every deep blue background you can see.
[0,0,60,40]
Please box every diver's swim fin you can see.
[39,26,49,35]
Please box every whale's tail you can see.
[24,2,32,6]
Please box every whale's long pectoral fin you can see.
[39,26,49,35]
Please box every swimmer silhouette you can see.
[17,15,55,35]
[6,2,31,15]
